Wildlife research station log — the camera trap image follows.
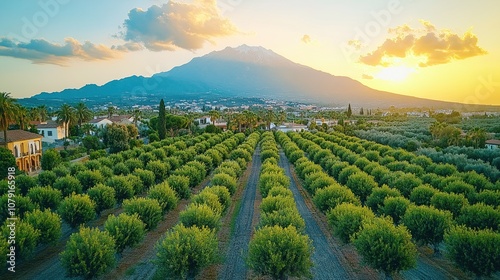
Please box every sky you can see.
[0,0,499,105]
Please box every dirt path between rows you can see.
[218,148,261,280]
[278,150,360,280]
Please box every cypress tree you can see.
[347,104,352,118]
[158,99,166,140]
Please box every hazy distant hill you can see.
[27,45,470,108]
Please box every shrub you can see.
[104,213,146,252]
[402,205,452,251]
[37,171,57,187]
[106,176,134,202]
[58,194,96,228]
[179,203,221,230]
[192,192,224,215]
[444,180,476,200]
[203,186,232,211]
[389,173,422,198]
[131,168,155,191]
[475,190,500,207]
[260,195,296,213]
[76,170,104,191]
[155,224,218,279]
[313,185,360,213]
[87,184,116,214]
[25,209,62,245]
[60,227,116,278]
[2,220,40,258]
[41,149,61,170]
[410,185,438,206]
[146,160,169,183]
[123,198,162,230]
[167,175,191,199]
[381,197,410,224]
[229,148,252,162]
[346,172,378,203]
[220,161,242,177]
[27,186,62,210]
[70,163,88,176]
[0,195,37,221]
[260,208,306,232]
[124,158,143,172]
[211,173,238,195]
[112,162,129,176]
[430,192,468,217]
[247,225,313,280]
[366,185,401,214]
[148,182,179,214]
[15,175,37,195]
[352,217,417,277]
[445,226,500,277]
[267,186,293,198]
[457,203,500,231]
[53,176,83,197]
[327,203,375,243]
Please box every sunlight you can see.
[375,66,416,82]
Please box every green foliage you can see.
[260,195,296,214]
[41,149,61,171]
[179,203,221,230]
[0,195,37,221]
[53,175,83,197]
[58,194,96,228]
[444,180,476,200]
[202,186,231,212]
[123,197,162,230]
[352,217,417,276]
[445,226,500,277]
[338,166,361,185]
[124,158,143,173]
[60,227,116,278]
[87,184,116,213]
[259,172,290,197]
[247,225,313,280]
[25,209,62,245]
[260,208,306,232]
[27,186,62,210]
[409,185,438,206]
[381,197,410,224]
[192,192,224,215]
[313,185,360,213]
[475,190,500,207]
[267,186,293,198]
[457,203,500,231]
[103,124,130,153]
[106,176,134,202]
[327,203,375,243]
[112,162,130,176]
[132,168,156,190]
[148,182,179,214]
[229,148,252,162]
[155,224,218,280]
[0,147,16,179]
[15,174,37,195]
[366,185,401,214]
[104,213,146,252]
[346,172,378,203]
[402,205,452,249]
[430,192,468,217]
[2,220,40,258]
[76,170,104,191]
[37,170,57,187]
[167,175,191,199]
[146,160,169,183]
[211,173,237,195]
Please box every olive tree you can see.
[60,227,116,278]
[247,225,313,280]
[58,194,96,228]
[148,182,179,214]
[25,209,62,245]
[104,213,146,252]
[123,197,162,230]
[87,184,116,214]
[327,203,375,243]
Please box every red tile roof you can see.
[0,130,42,143]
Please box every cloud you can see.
[301,34,311,44]
[0,37,141,65]
[123,0,238,51]
[362,74,374,80]
[359,20,487,67]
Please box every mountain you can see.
[26,45,466,108]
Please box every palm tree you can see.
[81,123,95,136]
[0,92,18,145]
[16,105,29,130]
[75,102,92,128]
[56,104,75,139]
[277,110,286,125]
[107,106,116,119]
[38,105,48,122]
[132,109,142,127]
[468,127,487,148]
[263,110,276,130]
[244,110,257,131]
[208,110,220,125]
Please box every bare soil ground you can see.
[218,148,262,280]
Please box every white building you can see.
[33,121,65,143]
[87,117,113,129]
[485,139,500,150]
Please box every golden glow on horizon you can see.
[375,66,416,82]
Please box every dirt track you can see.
[278,150,357,280]
[218,148,261,280]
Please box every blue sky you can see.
[1,0,499,105]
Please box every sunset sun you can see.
[375,66,416,82]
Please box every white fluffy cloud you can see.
[123,0,238,51]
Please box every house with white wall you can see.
[485,139,500,150]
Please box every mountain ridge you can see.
[26,45,478,109]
